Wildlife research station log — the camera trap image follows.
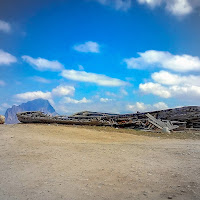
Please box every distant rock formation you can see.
[5,99,57,124]
[0,115,5,124]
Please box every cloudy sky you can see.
[0,0,200,115]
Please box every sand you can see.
[0,124,200,200]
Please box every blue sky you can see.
[0,0,200,115]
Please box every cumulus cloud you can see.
[15,91,52,101]
[152,70,200,86]
[139,70,200,101]
[137,0,199,16]
[61,97,91,104]
[22,55,64,71]
[140,81,200,100]
[166,0,193,16]
[0,80,5,86]
[169,85,200,100]
[0,49,17,65]
[73,41,100,53]
[14,85,75,102]
[61,69,127,87]
[0,20,11,33]
[94,0,132,11]
[127,101,168,112]
[124,50,200,72]
[139,82,172,98]
[127,102,147,112]
[153,102,169,110]
[51,85,75,97]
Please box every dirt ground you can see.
[0,124,200,200]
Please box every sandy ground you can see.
[0,124,200,200]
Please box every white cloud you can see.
[14,85,75,102]
[15,91,52,101]
[140,81,200,101]
[73,41,100,53]
[137,0,198,16]
[166,0,193,16]
[124,50,200,72]
[95,0,132,11]
[137,66,200,101]
[61,97,91,104]
[153,102,169,110]
[51,85,75,97]
[127,102,147,112]
[61,69,127,87]
[96,0,199,15]
[100,97,113,102]
[0,49,17,65]
[0,20,11,33]
[0,80,5,86]
[139,68,200,102]
[22,55,64,71]
[152,70,200,86]
[33,76,51,84]
[127,101,168,112]
[139,82,172,98]
[169,85,200,100]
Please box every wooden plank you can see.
[146,113,165,128]
[146,113,179,131]
[147,118,163,129]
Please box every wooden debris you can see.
[146,113,179,131]
[16,106,200,131]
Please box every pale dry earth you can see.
[0,124,200,200]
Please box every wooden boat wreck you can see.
[16,106,200,131]
[16,111,112,126]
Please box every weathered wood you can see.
[146,113,179,131]
[16,106,200,130]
